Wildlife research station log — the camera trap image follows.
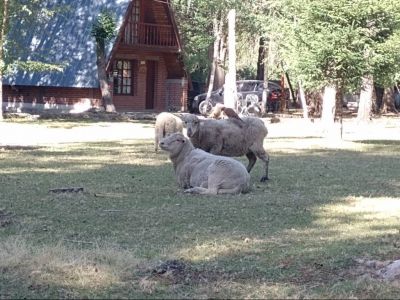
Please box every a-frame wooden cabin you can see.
[3,0,187,113]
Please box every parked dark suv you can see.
[191,80,283,116]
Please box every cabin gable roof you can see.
[4,0,182,89]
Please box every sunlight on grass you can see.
[0,141,167,177]
[344,197,400,216]
[265,137,372,153]
[176,237,265,262]
[313,196,400,241]
[196,281,300,299]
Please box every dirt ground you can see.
[0,115,399,146]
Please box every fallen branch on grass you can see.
[63,239,95,245]
[49,187,84,193]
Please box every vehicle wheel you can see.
[246,103,262,117]
[241,106,249,116]
[199,100,213,116]
[236,99,244,114]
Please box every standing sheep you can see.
[183,114,270,182]
[159,133,250,195]
[154,112,183,152]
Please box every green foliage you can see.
[266,0,400,91]
[91,10,116,49]
[237,65,256,80]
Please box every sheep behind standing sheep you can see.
[159,132,250,195]
[154,112,183,152]
[183,114,269,182]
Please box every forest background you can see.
[172,0,400,121]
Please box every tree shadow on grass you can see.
[353,140,400,146]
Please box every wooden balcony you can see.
[121,22,178,49]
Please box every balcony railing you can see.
[122,22,178,48]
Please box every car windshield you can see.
[267,83,280,91]
[237,81,259,92]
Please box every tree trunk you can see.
[0,0,9,120]
[284,71,295,105]
[206,17,222,100]
[0,74,3,120]
[279,74,286,112]
[256,37,265,81]
[261,38,270,115]
[223,9,237,109]
[374,85,384,113]
[357,75,374,123]
[298,81,308,120]
[215,31,226,91]
[321,85,337,132]
[96,43,115,112]
[381,87,398,114]
[214,63,225,91]
[335,87,344,139]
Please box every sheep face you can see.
[159,133,187,155]
[184,115,200,138]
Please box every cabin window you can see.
[124,0,140,44]
[132,0,140,23]
[113,60,135,95]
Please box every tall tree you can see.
[91,10,116,113]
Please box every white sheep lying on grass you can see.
[184,114,270,182]
[159,132,250,195]
[154,112,183,152]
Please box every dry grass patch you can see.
[0,236,140,297]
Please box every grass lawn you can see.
[0,119,400,299]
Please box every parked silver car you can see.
[191,80,282,116]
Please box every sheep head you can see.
[159,132,188,156]
[183,114,200,138]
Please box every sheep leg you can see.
[154,135,159,152]
[216,187,242,194]
[154,126,164,152]
[184,186,241,195]
[184,187,218,195]
[245,151,257,173]
[209,144,223,155]
[255,150,270,182]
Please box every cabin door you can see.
[146,61,157,109]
